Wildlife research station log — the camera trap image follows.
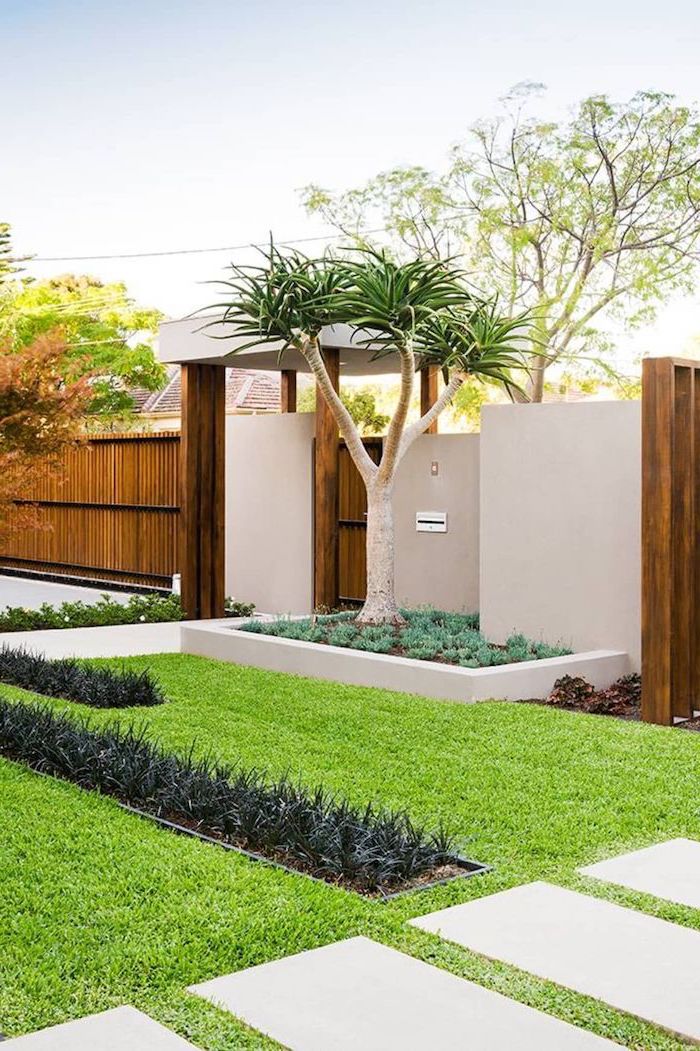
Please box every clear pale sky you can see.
[3,0,700,356]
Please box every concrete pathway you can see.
[411,880,700,1043]
[580,838,700,909]
[0,574,135,611]
[0,621,181,658]
[189,936,620,1050]
[3,1006,200,1049]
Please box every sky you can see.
[3,0,700,362]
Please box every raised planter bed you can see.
[180,618,629,703]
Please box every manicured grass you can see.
[2,654,700,1048]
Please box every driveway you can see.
[0,574,136,611]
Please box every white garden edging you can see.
[180,619,629,703]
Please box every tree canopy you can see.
[0,331,90,533]
[303,88,700,400]
[0,224,164,420]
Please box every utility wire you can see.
[28,229,380,263]
[26,216,462,264]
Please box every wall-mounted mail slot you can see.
[416,511,447,533]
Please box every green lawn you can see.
[2,654,700,1049]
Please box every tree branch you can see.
[302,339,377,485]
[377,343,415,484]
[398,372,465,460]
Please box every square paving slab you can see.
[411,881,700,1042]
[580,838,700,908]
[3,1006,200,1049]
[189,935,619,1049]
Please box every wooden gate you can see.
[0,432,180,588]
[338,438,382,604]
[642,357,700,724]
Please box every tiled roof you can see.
[134,366,280,415]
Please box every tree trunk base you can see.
[356,603,406,628]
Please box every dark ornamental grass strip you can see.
[0,646,165,709]
[0,697,465,893]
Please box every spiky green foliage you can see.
[240,608,569,666]
[210,243,350,354]
[418,301,534,397]
[331,248,469,352]
[0,697,454,891]
[210,241,534,381]
[0,647,164,708]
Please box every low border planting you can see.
[0,591,255,633]
[0,697,479,894]
[239,608,570,667]
[0,646,165,708]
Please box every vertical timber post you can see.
[421,366,439,434]
[641,357,696,724]
[314,347,340,610]
[180,364,226,620]
[280,369,297,413]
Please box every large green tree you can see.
[1,224,164,419]
[303,89,700,401]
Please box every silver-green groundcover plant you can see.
[212,245,533,626]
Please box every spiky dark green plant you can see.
[0,697,456,891]
[0,646,165,708]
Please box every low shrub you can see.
[0,646,165,708]
[0,698,455,892]
[224,596,256,618]
[547,675,595,708]
[546,673,641,717]
[0,592,185,633]
[0,591,254,633]
[239,608,570,668]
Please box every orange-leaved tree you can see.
[0,331,91,535]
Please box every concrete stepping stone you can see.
[3,1006,200,1049]
[580,838,700,908]
[411,880,700,1042]
[189,935,619,1049]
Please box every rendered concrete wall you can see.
[393,434,480,612]
[225,414,314,613]
[479,402,641,669]
[181,621,628,702]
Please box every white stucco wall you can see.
[479,401,641,668]
[394,434,480,612]
[225,414,314,613]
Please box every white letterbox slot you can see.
[416,511,447,533]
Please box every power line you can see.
[24,216,460,264]
[28,229,375,263]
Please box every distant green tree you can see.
[298,383,390,434]
[0,225,164,420]
[450,379,490,430]
[303,88,700,401]
[8,274,164,418]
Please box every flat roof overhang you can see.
[158,315,407,376]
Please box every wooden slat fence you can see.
[0,432,180,588]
